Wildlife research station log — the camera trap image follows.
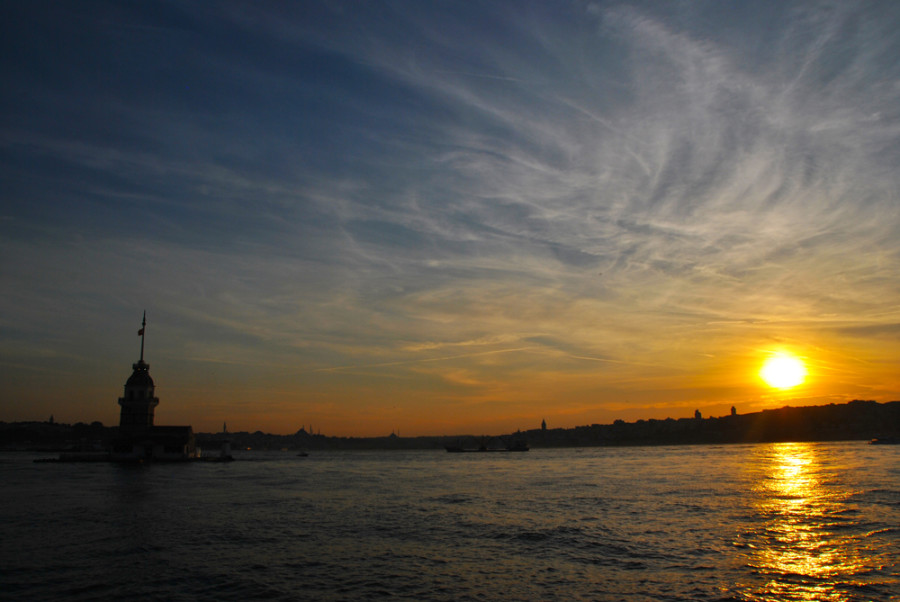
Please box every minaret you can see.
[118,312,159,433]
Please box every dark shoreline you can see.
[4,399,898,453]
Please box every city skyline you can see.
[2,1,899,436]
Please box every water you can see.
[1,442,897,601]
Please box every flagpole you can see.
[139,311,146,362]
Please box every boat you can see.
[445,440,529,453]
[34,452,111,463]
[869,436,900,445]
[196,454,234,462]
[506,440,529,452]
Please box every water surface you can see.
[2,442,897,600]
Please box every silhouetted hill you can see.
[0,420,113,451]
[199,400,900,450]
[4,400,898,451]
[519,400,900,448]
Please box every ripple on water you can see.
[3,443,898,601]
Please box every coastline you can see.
[4,399,898,453]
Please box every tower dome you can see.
[125,361,155,388]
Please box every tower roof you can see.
[125,360,154,388]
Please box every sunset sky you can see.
[2,1,899,436]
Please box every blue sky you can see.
[2,0,899,435]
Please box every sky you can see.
[2,0,899,437]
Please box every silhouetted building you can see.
[542,419,547,431]
[694,409,702,419]
[110,313,196,462]
[117,357,158,433]
[731,406,737,416]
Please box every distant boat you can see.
[506,440,529,452]
[34,452,110,463]
[869,437,900,445]
[196,454,234,462]
[445,441,529,453]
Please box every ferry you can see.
[445,440,529,453]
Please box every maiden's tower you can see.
[110,312,196,461]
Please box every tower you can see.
[118,312,159,433]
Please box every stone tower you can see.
[118,312,159,433]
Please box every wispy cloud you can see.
[2,0,899,433]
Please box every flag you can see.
[138,328,144,336]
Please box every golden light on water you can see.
[744,442,869,601]
[759,352,807,389]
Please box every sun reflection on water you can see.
[738,442,872,601]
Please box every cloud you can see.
[3,0,900,431]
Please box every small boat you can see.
[869,437,900,445]
[444,445,470,453]
[506,440,529,452]
[196,454,234,462]
[34,452,111,463]
[445,441,529,453]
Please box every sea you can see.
[1,442,897,601]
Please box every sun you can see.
[760,353,807,389]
